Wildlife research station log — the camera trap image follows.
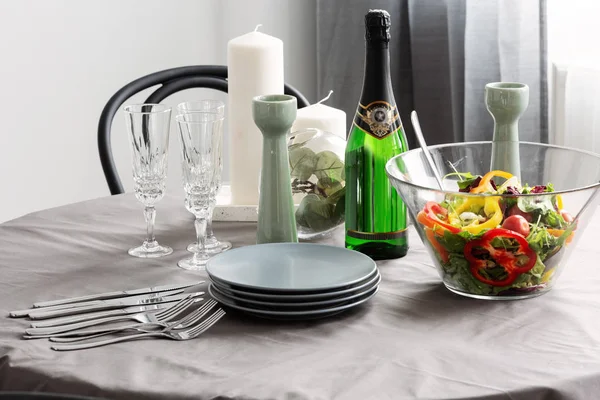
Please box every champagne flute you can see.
[124,104,173,258]
[175,112,224,270]
[177,101,232,254]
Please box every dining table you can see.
[1,193,600,400]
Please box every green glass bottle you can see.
[344,9,409,260]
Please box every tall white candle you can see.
[228,27,284,205]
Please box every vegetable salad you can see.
[418,170,575,296]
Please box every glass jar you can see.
[288,128,346,240]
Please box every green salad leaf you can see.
[436,230,467,253]
[489,236,521,251]
[457,177,480,191]
[527,225,559,261]
[517,196,555,214]
[446,253,492,296]
[543,209,566,229]
[516,194,565,229]
[529,257,546,279]
[434,230,484,253]
[555,223,576,247]
[442,172,477,181]
[490,258,546,294]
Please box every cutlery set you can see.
[8,281,225,351]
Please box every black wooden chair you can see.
[98,65,310,195]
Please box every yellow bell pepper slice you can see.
[542,268,555,284]
[470,170,514,194]
[453,197,485,216]
[461,196,503,234]
[556,194,564,210]
[548,228,574,244]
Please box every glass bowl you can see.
[386,141,600,300]
[288,129,346,240]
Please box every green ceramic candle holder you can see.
[252,94,298,244]
[485,82,529,179]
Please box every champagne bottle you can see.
[344,9,409,260]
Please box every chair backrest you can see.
[0,393,105,399]
[98,65,310,195]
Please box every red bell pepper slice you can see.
[418,201,461,234]
[464,228,537,286]
[424,228,449,263]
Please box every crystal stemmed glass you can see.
[124,104,173,258]
[175,111,224,270]
[177,101,232,255]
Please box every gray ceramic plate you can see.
[210,271,381,302]
[208,268,379,296]
[208,284,379,317]
[244,310,345,321]
[205,243,377,292]
[211,276,380,308]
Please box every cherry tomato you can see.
[507,205,533,223]
[502,215,530,237]
[560,210,573,223]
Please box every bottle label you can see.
[353,101,402,139]
[346,229,407,241]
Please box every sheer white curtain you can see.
[317,0,547,148]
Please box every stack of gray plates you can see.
[206,243,380,320]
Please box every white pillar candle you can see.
[291,92,347,139]
[228,26,284,205]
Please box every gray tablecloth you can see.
[1,194,600,400]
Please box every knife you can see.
[27,292,197,320]
[29,292,204,328]
[9,288,186,318]
[26,297,204,336]
[30,302,176,328]
[32,281,203,308]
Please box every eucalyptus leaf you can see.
[332,193,345,221]
[314,151,344,182]
[288,142,304,152]
[295,193,316,229]
[289,147,316,181]
[295,205,308,228]
[296,193,338,232]
[317,177,343,197]
[325,185,345,205]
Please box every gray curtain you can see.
[317,0,547,148]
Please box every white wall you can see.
[0,0,317,223]
[546,0,600,149]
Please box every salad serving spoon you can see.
[410,110,444,190]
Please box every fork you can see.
[25,295,199,337]
[50,308,226,351]
[48,299,218,343]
